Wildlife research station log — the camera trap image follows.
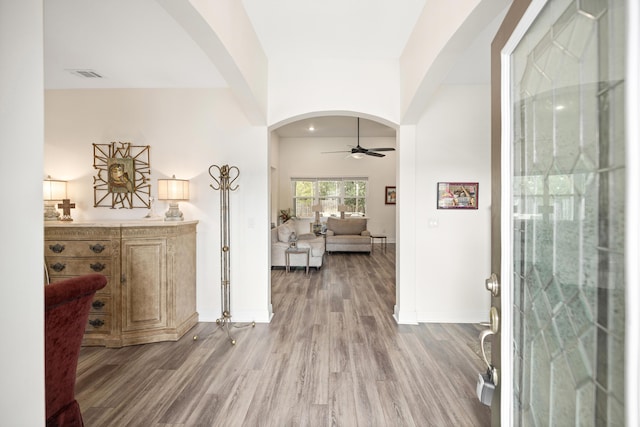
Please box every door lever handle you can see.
[479,328,499,387]
[478,306,500,386]
[479,329,494,371]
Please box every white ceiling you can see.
[44,0,227,89]
[43,0,505,137]
[240,0,427,60]
[44,0,427,90]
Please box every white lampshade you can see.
[157,175,190,221]
[157,176,190,201]
[43,176,67,201]
[43,176,68,221]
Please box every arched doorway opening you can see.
[267,112,399,320]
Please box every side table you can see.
[370,235,387,252]
[285,246,310,274]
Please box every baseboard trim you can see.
[416,311,489,324]
[394,307,418,325]
[198,309,271,323]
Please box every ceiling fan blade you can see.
[368,147,395,152]
[366,151,385,157]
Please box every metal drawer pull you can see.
[90,262,106,272]
[49,243,65,253]
[89,243,106,253]
[92,300,105,309]
[51,262,66,272]
[88,319,105,328]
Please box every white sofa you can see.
[271,220,325,270]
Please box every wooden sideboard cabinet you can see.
[45,220,198,347]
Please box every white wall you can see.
[44,89,271,323]
[276,135,397,240]
[268,58,400,126]
[0,1,45,424]
[413,84,492,322]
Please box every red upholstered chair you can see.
[45,274,107,427]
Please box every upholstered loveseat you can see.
[271,220,326,269]
[325,217,371,253]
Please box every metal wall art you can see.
[93,142,151,209]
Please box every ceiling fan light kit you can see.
[322,117,395,159]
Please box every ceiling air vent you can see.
[67,69,104,79]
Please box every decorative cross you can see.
[57,199,76,220]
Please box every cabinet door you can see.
[121,238,167,332]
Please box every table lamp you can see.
[157,175,190,221]
[312,204,322,233]
[43,176,67,221]
[338,204,348,219]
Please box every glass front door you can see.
[506,0,626,424]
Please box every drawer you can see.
[46,258,112,276]
[85,314,111,334]
[48,276,112,296]
[45,240,112,257]
[90,296,111,314]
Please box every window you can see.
[343,180,367,214]
[292,180,314,218]
[291,178,368,217]
[318,180,340,214]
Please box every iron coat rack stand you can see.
[195,164,254,345]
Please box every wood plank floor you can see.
[76,244,490,426]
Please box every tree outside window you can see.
[292,180,313,218]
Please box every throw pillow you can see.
[278,222,295,242]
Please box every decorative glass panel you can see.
[511,0,626,424]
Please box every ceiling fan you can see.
[322,117,396,159]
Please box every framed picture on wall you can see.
[385,186,396,205]
[437,182,478,209]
